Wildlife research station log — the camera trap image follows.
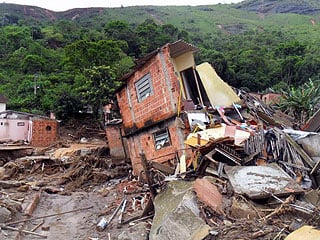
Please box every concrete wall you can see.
[0,103,6,112]
[0,119,30,141]
[172,51,195,72]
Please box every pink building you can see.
[0,110,58,147]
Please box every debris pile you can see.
[0,92,320,239]
[0,137,135,239]
[131,91,320,239]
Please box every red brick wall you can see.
[31,119,58,147]
[117,45,180,131]
[105,125,128,159]
[127,119,190,175]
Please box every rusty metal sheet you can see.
[225,164,304,199]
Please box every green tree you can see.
[64,39,129,71]
[105,20,141,57]
[55,91,83,120]
[278,79,320,126]
[77,65,120,118]
[21,54,45,74]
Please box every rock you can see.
[149,180,210,240]
[118,222,149,240]
[0,207,11,223]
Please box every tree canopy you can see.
[1,12,320,125]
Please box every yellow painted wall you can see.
[172,52,195,72]
[196,62,241,107]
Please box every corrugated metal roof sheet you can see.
[116,40,198,92]
[169,40,198,58]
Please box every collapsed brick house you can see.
[0,110,58,147]
[106,40,241,175]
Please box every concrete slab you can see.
[149,180,210,240]
[225,164,304,199]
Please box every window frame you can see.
[153,128,171,150]
[135,73,153,102]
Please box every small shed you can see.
[0,110,58,147]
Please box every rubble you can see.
[225,164,304,199]
[0,95,319,240]
[149,180,210,240]
[121,88,320,239]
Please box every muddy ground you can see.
[0,121,146,240]
[0,120,319,240]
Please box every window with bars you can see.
[153,128,171,150]
[135,73,153,102]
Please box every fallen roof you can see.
[0,110,52,120]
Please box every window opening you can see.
[153,128,171,150]
[135,73,153,102]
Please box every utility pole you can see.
[34,73,39,96]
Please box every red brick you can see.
[193,178,224,215]
[31,119,58,147]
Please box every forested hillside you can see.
[1,0,320,120]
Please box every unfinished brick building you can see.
[109,40,240,175]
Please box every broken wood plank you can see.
[24,191,41,217]
[283,132,314,168]
[150,161,175,175]
[140,153,157,199]
[179,154,186,174]
[2,225,47,238]
[0,180,24,189]
[311,160,320,175]
[5,206,93,226]
[278,160,311,172]
[30,220,44,232]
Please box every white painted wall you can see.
[0,103,6,112]
[0,119,30,141]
